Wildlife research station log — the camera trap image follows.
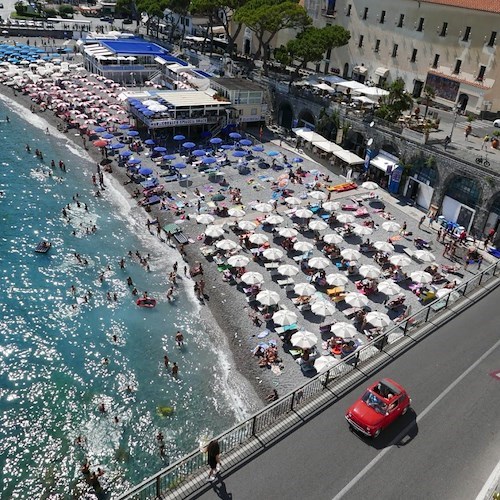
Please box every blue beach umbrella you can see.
[93,126,106,133]
[144,139,155,145]
[293,157,304,163]
[173,134,186,141]
[267,150,280,157]
[253,145,265,152]
[120,150,133,157]
[229,132,241,140]
[154,146,167,153]
[233,150,246,157]
[163,154,177,161]
[139,167,153,176]
[110,142,125,149]
[127,130,139,137]
[221,144,234,150]
[182,141,195,149]
[102,133,115,139]
[210,137,223,145]
[240,139,253,146]
[127,158,142,165]
[174,162,186,169]
[193,149,206,157]
[119,124,131,130]
[202,156,217,165]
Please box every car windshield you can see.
[362,390,387,414]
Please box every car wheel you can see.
[373,429,381,438]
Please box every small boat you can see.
[35,241,51,253]
[136,297,157,308]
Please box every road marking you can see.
[332,336,500,500]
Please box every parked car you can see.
[122,18,133,24]
[493,118,500,128]
[345,378,411,438]
[100,16,113,22]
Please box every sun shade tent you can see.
[312,140,344,153]
[333,150,365,165]
[292,127,326,143]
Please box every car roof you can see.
[380,378,403,395]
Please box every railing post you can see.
[403,318,409,336]
[478,271,484,285]
[425,306,431,323]
[290,391,296,411]
[323,369,330,388]
[354,351,360,368]
[251,415,257,437]
[462,281,468,296]
[156,475,161,498]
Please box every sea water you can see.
[0,98,250,497]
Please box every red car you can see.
[345,378,411,437]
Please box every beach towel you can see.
[271,365,281,376]
[257,329,270,338]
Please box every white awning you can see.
[375,67,390,78]
[312,140,343,153]
[154,56,168,65]
[353,65,368,75]
[358,86,389,97]
[370,151,399,173]
[313,82,334,92]
[333,150,365,165]
[292,127,325,143]
[335,80,367,90]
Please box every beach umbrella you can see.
[216,239,240,251]
[359,265,381,279]
[278,227,298,238]
[295,208,313,219]
[414,250,436,262]
[233,150,247,158]
[110,142,125,149]
[154,146,167,153]
[127,130,139,137]
[366,311,391,328]
[263,248,284,261]
[102,132,115,139]
[308,220,328,231]
[144,139,155,145]
[377,280,402,296]
[93,139,108,147]
[93,126,106,133]
[228,208,246,218]
[163,154,177,161]
[174,163,186,169]
[211,194,226,202]
[309,190,327,201]
[277,264,299,277]
[341,248,362,261]
[240,139,253,146]
[272,309,298,326]
[267,150,280,157]
[253,145,264,152]
[210,137,223,145]
[256,290,280,306]
[294,282,316,296]
[249,233,269,245]
[331,322,357,340]
[221,144,234,150]
[311,300,336,317]
[322,201,340,212]
[308,256,330,270]
[323,233,343,245]
[227,255,250,267]
[389,254,412,267]
[241,271,264,285]
[254,202,273,213]
[314,356,340,373]
[293,157,304,163]
[202,156,217,165]
[238,220,257,231]
[285,196,302,206]
[352,224,373,236]
[373,241,395,253]
[205,225,225,238]
[127,158,142,165]
[196,214,215,225]
[362,181,379,190]
[182,141,196,149]
[291,330,318,349]
[119,123,131,130]
[382,221,401,232]
[173,134,186,141]
[345,292,369,308]
[138,167,153,176]
[337,213,355,224]
[326,273,349,286]
[229,132,241,140]
[265,215,284,225]
[120,150,133,157]
[193,149,206,157]
[293,241,314,252]
[410,271,433,284]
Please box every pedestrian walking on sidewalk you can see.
[443,135,451,150]
[481,135,490,150]
[206,439,221,482]
[464,124,472,140]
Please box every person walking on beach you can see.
[400,221,407,235]
[206,439,221,482]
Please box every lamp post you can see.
[449,107,459,142]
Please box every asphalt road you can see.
[190,287,500,500]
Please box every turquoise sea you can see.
[0,97,249,497]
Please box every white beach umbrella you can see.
[196,214,215,225]
[263,248,284,261]
[294,282,316,296]
[337,213,355,224]
[227,255,250,267]
[256,290,280,306]
[326,273,349,286]
[272,309,298,326]
[435,288,452,299]
[216,239,240,251]
[308,256,330,269]
[352,224,373,236]
[410,270,433,284]
[373,241,395,253]
[228,207,246,218]
[238,220,257,231]
[291,330,318,349]
[377,279,402,296]
[295,208,314,219]
[204,225,225,238]
[309,220,328,231]
[382,221,401,232]
[389,254,412,267]
[249,233,269,245]
[293,241,314,252]
[345,292,369,308]
[265,215,285,225]
[309,190,327,201]
[365,311,391,328]
[277,264,300,277]
[341,248,362,261]
[254,202,273,213]
[414,250,436,262]
[323,233,343,245]
[278,227,298,238]
[285,196,302,206]
[314,355,340,373]
[359,265,381,279]
[331,322,357,340]
[311,300,336,317]
[241,271,264,285]
[322,201,340,212]
[362,181,379,190]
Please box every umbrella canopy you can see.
[174,162,186,169]
[173,134,186,141]
[144,139,155,145]
[93,139,108,147]
[196,214,215,225]
[295,208,314,219]
[216,239,240,251]
[352,224,373,236]
[101,132,115,139]
[254,202,273,213]
[204,225,225,238]
[337,213,355,224]
[309,220,328,231]
[233,150,247,158]
[256,290,280,306]
[293,241,314,252]
[138,167,153,176]
[291,330,318,349]
[249,233,269,245]
[153,146,167,153]
[293,157,304,163]
[202,156,217,164]
[241,271,264,285]
[377,279,402,296]
[389,254,412,267]
[308,256,330,269]
[382,221,401,232]
[211,194,225,202]
[414,250,436,262]
[127,158,142,165]
[309,190,327,201]
[163,154,177,161]
[127,130,139,137]
[263,248,284,261]
[272,309,298,326]
[227,255,250,267]
[240,138,253,146]
[238,220,257,231]
[110,142,125,149]
[267,150,280,157]
[365,311,391,328]
[193,149,206,157]
[373,241,395,253]
[311,300,336,317]
[294,282,316,296]
[182,141,196,149]
[93,126,106,133]
[322,201,340,212]
[285,196,302,206]
[359,265,381,279]
[362,181,379,190]
[323,233,343,245]
[277,264,299,277]
[345,292,369,308]
[278,227,298,238]
[210,137,223,144]
[341,248,362,261]
[228,207,246,218]
[253,145,265,152]
[265,215,284,225]
[331,322,357,340]
[314,356,340,373]
[229,132,242,139]
[410,271,433,284]
[326,273,349,286]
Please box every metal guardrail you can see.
[119,260,499,499]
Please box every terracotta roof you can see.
[419,0,500,14]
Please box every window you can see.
[326,0,336,16]
[440,22,448,37]
[462,26,471,42]
[432,54,440,68]
[477,65,486,81]
[397,14,404,28]
[346,4,351,16]
[374,39,380,52]
[488,31,497,47]
[453,59,462,74]
[392,43,398,57]
[363,7,368,20]
[417,17,424,32]
[358,35,364,48]
[380,10,385,24]
[410,48,417,62]
[446,176,480,207]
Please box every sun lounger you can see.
[297,302,311,312]
[275,324,298,335]
[341,204,358,211]
[277,277,295,287]
[355,208,369,217]
[327,182,357,192]
[140,195,161,206]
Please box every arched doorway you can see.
[278,101,294,129]
[442,175,481,230]
[343,63,349,79]
[405,154,438,208]
[381,143,399,156]
[457,93,469,112]
[297,109,316,129]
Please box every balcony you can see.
[321,8,336,18]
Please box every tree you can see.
[422,85,435,119]
[116,0,134,19]
[275,24,350,81]
[234,0,311,71]
[375,78,413,123]
[136,0,169,35]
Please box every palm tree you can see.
[423,85,435,119]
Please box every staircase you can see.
[209,122,223,137]
[147,70,163,84]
